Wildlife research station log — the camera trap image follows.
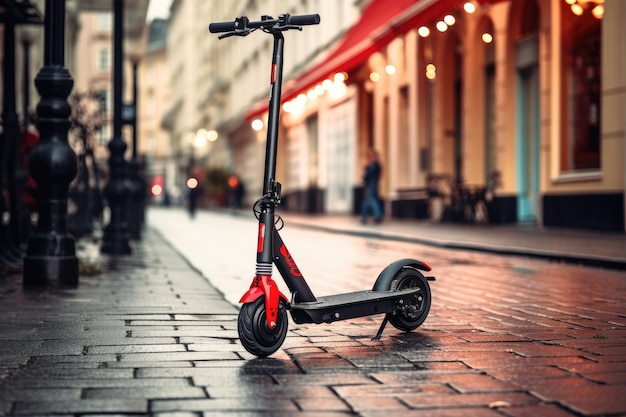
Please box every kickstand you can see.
[373,314,391,340]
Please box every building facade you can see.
[164,0,624,232]
[139,18,172,199]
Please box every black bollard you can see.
[100,0,131,255]
[23,0,79,287]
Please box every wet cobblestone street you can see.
[0,208,624,416]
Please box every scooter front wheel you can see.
[388,267,431,331]
[238,297,288,357]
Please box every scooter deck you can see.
[289,288,420,324]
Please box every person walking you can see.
[361,148,383,224]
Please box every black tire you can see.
[388,267,431,331]
[238,297,288,357]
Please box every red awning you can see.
[245,0,461,120]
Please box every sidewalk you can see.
[278,212,626,270]
[0,209,625,416]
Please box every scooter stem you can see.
[262,32,285,196]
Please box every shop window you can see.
[562,10,601,171]
[98,47,110,71]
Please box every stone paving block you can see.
[293,356,358,373]
[150,398,299,413]
[273,373,378,386]
[0,341,42,356]
[416,361,472,371]
[295,396,354,412]
[399,392,539,409]
[84,386,206,400]
[484,365,573,385]
[343,395,409,411]
[463,355,593,370]
[200,413,349,417]
[129,329,239,338]
[8,366,134,379]
[333,382,455,397]
[30,353,118,364]
[87,344,188,354]
[104,360,197,368]
[186,342,250,353]
[399,350,518,363]
[12,398,147,415]
[206,385,337,399]
[360,408,504,417]
[532,383,626,415]
[0,387,81,401]
[135,367,279,386]
[114,351,240,362]
[500,403,590,417]
[583,344,626,356]
[6,377,196,389]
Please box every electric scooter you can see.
[209,14,435,358]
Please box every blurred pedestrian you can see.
[361,148,382,224]
[187,177,202,218]
[228,175,245,210]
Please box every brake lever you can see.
[281,25,302,32]
[218,29,252,39]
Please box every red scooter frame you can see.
[210,14,434,358]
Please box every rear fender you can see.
[372,258,433,291]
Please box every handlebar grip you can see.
[209,21,238,33]
[286,14,320,26]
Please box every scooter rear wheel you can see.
[388,267,431,331]
[238,297,288,357]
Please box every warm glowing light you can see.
[251,119,263,131]
[329,80,347,99]
[463,1,476,13]
[426,63,436,80]
[283,101,292,113]
[565,0,576,4]
[194,135,206,148]
[186,177,199,189]
[307,89,318,100]
[322,79,333,90]
[592,4,604,18]
[571,4,583,15]
[370,72,380,82]
[207,130,218,142]
[418,26,430,37]
[385,65,396,75]
[482,33,493,43]
[444,15,456,26]
[436,21,448,32]
[151,184,162,196]
[315,84,325,95]
[334,72,347,83]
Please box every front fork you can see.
[240,275,285,329]
[239,209,287,329]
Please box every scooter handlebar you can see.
[286,14,320,26]
[209,14,320,33]
[209,20,243,33]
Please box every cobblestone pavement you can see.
[0,207,624,416]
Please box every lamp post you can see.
[101,0,131,255]
[1,14,24,267]
[125,40,147,240]
[23,0,79,287]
